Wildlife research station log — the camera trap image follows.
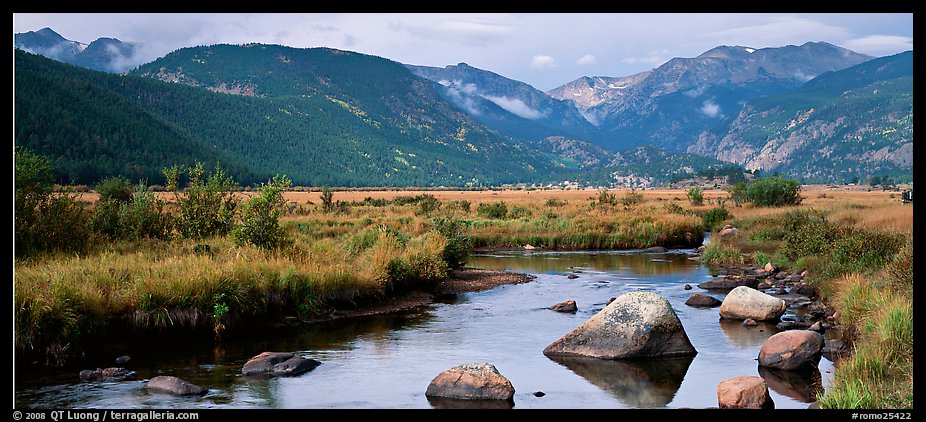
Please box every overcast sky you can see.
[13,13,914,91]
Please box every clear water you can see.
[15,249,833,409]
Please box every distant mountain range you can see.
[14,27,139,73]
[13,27,913,185]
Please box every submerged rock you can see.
[698,278,759,290]
[719,286,786,321]
[79,367,135,381]
[685,293,722,308]
[566,274,579,279]
[241,352,321,377]
[146,376,206,396]
[548,300,578,313]
[543,292,696,359]
[717,376,774,409]
[425,363,515,401]
[758,330,824,370]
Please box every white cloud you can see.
[531,54,556,69]
[576,54,597,65]
[441,79,483,116]
[840,35,913,57]
[683,85,707,97]
[705,16,851,50]
[700,99,721,118]
[792,69,816,82]
[483,95,546,120]
[622,49,668,65]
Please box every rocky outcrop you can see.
[685,293,722,308]
[241,352,321,377]
[79,367,135,381]
[146,376,207,396]
[717,376,774,409]
[719,286,786,321]
[549,300,578,313]
[425,363,515,401]
[543,292,696,359]
[758,330,824,370]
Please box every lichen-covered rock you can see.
[146,376,206,396]
[543,292,696,359]
[548,300,578,313]
[425,363,515,401]
[717,376,774,409]
[758,330,824,370]
[241,352,321,377]
[719,286,786,321]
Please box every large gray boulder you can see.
[241,352,321,377]
[719,286,786,321]
[543,292,696,359]
[146,376,206,396]
[425,363,515,401]
[758,330,824,370]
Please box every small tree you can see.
[686,186,704,206]
[164,162,239,239]
[320,186,334,213]
[233,175,292,249]
[432,217,471,269]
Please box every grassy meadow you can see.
[15,183,913,408]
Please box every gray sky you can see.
[13,13,914,91]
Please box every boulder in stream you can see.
[548,300,578,313]
[425,363,515,401]
[543,292,696,359]
[719,286,786,321]
[241,352,321,377]
[146,376,207,396]
[758,330,824,370]
[717,376,774,409]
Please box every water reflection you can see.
[758,366,824,403]
[469,251,700,276]
[718,318,778,348]
[426,396,515,409]
[547,355,694,408]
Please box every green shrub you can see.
[545,198,567,207]
[744,176,802,207]
[823,230,906,279]
[597,189,617,206]
[94,176,134,203]
[701,242,745,265]
[232,175,292,250]
[15,148,90,257]
[687,187,704,206]
[413,194,441,216]
[165,162,239,239]
[432,217,471,269]
[509,205,532,219]
[447,200,471,212]
[347,225,407,254]
[87,198,123,239]
[620,189,644,207]
[477,202,508,219]
[699,207,731,232]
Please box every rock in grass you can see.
[685,293,722,308]
[425,363,515,401]
[548,300,578,313]
[758,330,824,370]
[717,376,774,409]
[719,286,786,321]
[543,292,696,359]
[146,376,206,396]
[241,352,321,377]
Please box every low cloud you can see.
[531,54,556,69]
[483,95,546,120]
[683,85,707,97]
[576,54,597,65]
[441,79,483,116]
[792,69,816,82]
[700,99,722,118]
